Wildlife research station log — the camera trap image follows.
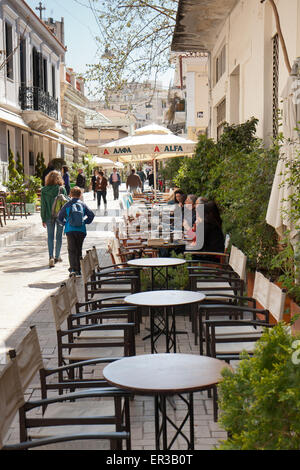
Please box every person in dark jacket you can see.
[62,166,70,195]
[95,171,108,213]
[76,168,86,198]
[91,168,98,200]
[192,201,225,261]
[41,170,67,268]
[57,186,95,276]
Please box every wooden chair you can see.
[203,272,286,362]
[4,327,131,450]
[50,284,136,374]
[64,272,141,335]
[81,251,140,301]
[9,192,27,220]
[198,271,285,355]
[0,195,9,226]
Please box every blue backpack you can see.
[69,202,84,227]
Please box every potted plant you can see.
[217,322,300,450]
[6,175,41,214]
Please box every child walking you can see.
[57,186,95,276]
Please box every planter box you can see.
[7,202,36,214]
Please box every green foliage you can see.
[35,152,46,179]
[8,148,18,179]
[16,152,24,176]
[174,118,279,272]
[6,174,41,204]
[159,158,184,188]
[25,176,41,203]
[217,323,300,450]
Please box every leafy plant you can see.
[16,151,24,176]
[217,323,300,450]
[8,148,18,179]
[35,152,46,179]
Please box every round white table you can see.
[125,290,205,353]
[127,257,186,290]
[103,353,231,450]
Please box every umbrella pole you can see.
[153,158,157,200]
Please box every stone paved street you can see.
[0,185,227,451]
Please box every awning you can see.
[0,107,31,131]
[46,130,88,151]
[171,0,238,52]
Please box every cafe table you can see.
[103,353,231,450]
[124,290,205,353]
[127,257,186,290]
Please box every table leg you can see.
[154,393,195,450]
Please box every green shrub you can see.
[217,323,300,450]
[8,148,18,179]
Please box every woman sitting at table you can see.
[167,189,186,205]
[185,200,225,261]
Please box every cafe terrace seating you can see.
[2,327,131,450]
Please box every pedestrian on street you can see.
[91,168,98,200]
[126,168,142,193]
[57,186,95,277]
[41,170,67,268]
[148,170,154,189]
[137,168,146,192]
[96,170,108,214]
[109,167,121,200]
[75,168,86,199]
[62,165,71,195]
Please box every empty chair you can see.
[4,327,131,450]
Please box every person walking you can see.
[109,167,121,200]
[62,166,70,195]
[91,168,98,200]
[95,170,108,214]
[75,168,86,199]
[41,170,67,268]
[126,169,142,193]
[57,186,95,276]
[137,168,146,192]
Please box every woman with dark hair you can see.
[196,201,225,260]
[62,166,70,195]
[41,170,67,268]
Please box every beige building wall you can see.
[208,0,300,143]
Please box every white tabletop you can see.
[127,257,186,268]
[124,289,205,307]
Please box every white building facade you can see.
[171,0,300,144]
[0,0,65,183]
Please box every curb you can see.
[0,214,41,249]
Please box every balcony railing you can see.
[19,86,58,121]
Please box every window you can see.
[272,34,279,138]
[216,99,226,140]
[7,130,10,161]
[42,58,48,92]
[52,65,56,98]
[215,45,226,84]
[19,38,26,85]
[5,22,13,79]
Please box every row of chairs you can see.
[0,268,141,450]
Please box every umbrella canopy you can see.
[98,123,197,163]
[266,74,300,240]
[92,156,123,168]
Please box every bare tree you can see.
[77,0,178,98]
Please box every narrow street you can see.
[0,185,227,450]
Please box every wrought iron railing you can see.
[19,86,58,120]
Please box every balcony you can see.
[19,86,58,132]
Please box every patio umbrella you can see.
[92,156,120,168]
[266,71,300,241]
[98,123,197,193]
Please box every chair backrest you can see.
[253,271,286,322]
[107,238,122,265]
[63,275,78,312]
[229,245,247,280]
[8,326,43,394]
[0,359,24,449]
[88,246,99,272]
[80,252,93,284]
[51,284,70,331]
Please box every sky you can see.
[25,0,174,96]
